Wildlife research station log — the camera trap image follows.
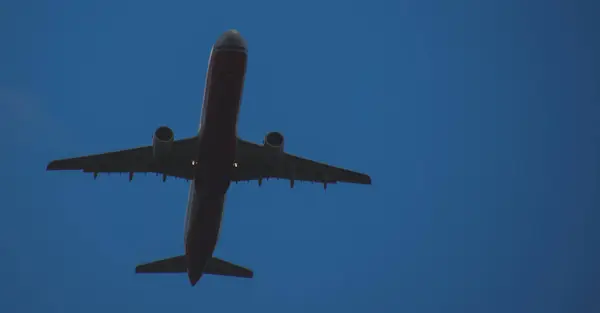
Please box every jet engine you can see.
[263,131,284,154]
[152,126,174,160]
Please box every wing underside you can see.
[46,136,371,187]
[233,138,371,186]
[46,137,198,180]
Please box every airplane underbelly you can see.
[201,50,246,141]
[194,145,235,194]
[196,51,245,193]
[185,193,224,261]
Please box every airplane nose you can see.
[214,29,247,51]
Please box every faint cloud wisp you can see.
[0,86,72,150]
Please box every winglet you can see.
[363,175,372,185]
[46,158,83,171]
[46,161,59,171]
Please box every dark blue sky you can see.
[2,0,599,312]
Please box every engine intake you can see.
[153,126,174,160]
[263,132,284,153]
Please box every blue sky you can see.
[2,0,599,312]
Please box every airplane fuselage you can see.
[183,30,248,286]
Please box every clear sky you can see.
[2,0,599,312]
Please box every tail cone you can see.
[188,270,202,286]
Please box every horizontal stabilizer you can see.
[136,255,186,273]
[205,256,254,278]
[135,255,253,278]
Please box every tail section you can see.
[135,255,253,278]
[203,256,254,278]
[135,255,187,273]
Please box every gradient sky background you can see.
[2,0,599,312]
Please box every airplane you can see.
[46,29,372,286]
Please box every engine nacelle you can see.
[263,131,284,154]
[152,126,174,161]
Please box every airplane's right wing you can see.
[46,137,198,180]
[234,137,371,186]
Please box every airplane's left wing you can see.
[234,137,371,186]
[46,137,198,180]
